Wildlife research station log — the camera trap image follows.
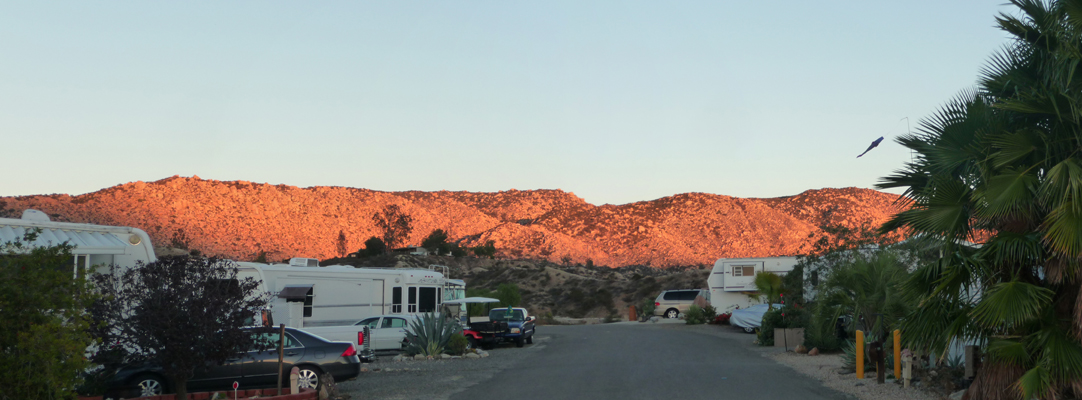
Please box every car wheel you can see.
[515,337,524,348]
[296,366,321,390]
[466,337,478,351]
[132,374,166,397]
[665,309,679,319]
[743,326,756,334]
[526,335,533,345]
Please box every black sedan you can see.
[107,327,360,397]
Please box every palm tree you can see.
[753,272,783,311]
[879,1,1082,398]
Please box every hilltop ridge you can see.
[0,176,905,267]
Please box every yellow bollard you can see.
[894,330,901,379]
[856,330,865,379]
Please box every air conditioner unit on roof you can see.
[289,258,319,267]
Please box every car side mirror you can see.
[526,316,536,323]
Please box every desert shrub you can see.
[445,334,468,355]
[640,298,656,319]
[839,333,894,374]
[702,304,717,322]
[685,305,706,325]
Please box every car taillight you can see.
[655,302,660,307]
[341,345,356,357]
[357,331,365,346]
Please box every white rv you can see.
[0,209,156,277]
[707,257,798,313]
[235,259,450,328]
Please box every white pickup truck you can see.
[301,315,419,353]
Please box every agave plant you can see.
[403,312,462,356]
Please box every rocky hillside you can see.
[329,253,712,319]
[0,176,905,267]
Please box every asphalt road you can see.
[447,322,849,400]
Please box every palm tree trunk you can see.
[963,362,1024,400]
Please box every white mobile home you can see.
[0,209,156,276]
[707,257,798,313]
[236,259,450,328]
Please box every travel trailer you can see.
[707,257,798,313]
[235,259,452,328]
[0,209,156,277]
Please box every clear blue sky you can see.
[0,2,1012,205]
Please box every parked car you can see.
[653,289,709,319]
[728,303,781,333]
[106,327,361,398]
[487,307,536,347]
[351,314,420,351]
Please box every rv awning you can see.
[443,297,500,305]
[0,225,128,255]
[278,285,313,300]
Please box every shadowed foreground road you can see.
[450,322,849,400]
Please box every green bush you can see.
[685,305,706,325]
[1,231,96,399]
[445,334,468,355]
[757,304,810,346]
[702,304,717,322]
[641,300,656,320]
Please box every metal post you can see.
[893,330,901,379]
[276,323,285,395]
[856,330,865,380]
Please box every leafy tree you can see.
[336,230,349,257]
[471,240,497,258]
[0,231,95,400]
[494,283,522,308]
[878,2,1082,397]
[448,242,468,258]
[585,258,594,268]
[89,256,272,400]
[372,204,413,251]
[360,236,387,257]
[421,229,449,254]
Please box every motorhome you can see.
[235,259,452,328]
[0,209,156,277]
[707,257,798,313]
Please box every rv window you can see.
[408,287,418,313]
[418,287,436,313]
[303,287,314,317]
[392,287,403,313]
[810,270,819,287]
[437,288,442,305]
[733,265,755,277]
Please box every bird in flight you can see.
[856,136,884,158]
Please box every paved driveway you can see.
[449,322,849,400]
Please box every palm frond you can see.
[970,281,1054,329]
[1043,199,1082,258]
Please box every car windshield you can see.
[488,308,524,322]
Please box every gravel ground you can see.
[768,350,940,400]
[336,337,548,400]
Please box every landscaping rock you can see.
[465,353,480,359]
[392,355,406,362]
[808,347,820,356]
[795,345,807,354]
[440,354,452,359]
[414,354,426,361]
[949,389,966,400]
